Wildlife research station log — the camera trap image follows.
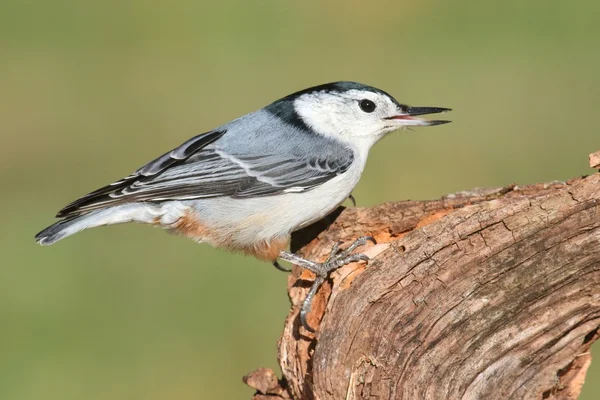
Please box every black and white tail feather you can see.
[35,215,87,246]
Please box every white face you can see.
[294,90,397,148]
[293,89,410,150]
[293,88,450,153]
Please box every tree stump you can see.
[244,152,600,400]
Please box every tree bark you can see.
[244,153,600,400]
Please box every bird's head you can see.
[266,81,451,150]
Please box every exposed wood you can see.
[243,368,290,399]
[245,152,600,400]
[590,151,600,169]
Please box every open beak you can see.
[385,106,452,127]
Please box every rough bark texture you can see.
[245,157,600,400]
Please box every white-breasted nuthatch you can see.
[35,81,451,331]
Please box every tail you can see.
[35,204,164,246]
[36,215,86,245]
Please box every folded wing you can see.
[57,128,354,218]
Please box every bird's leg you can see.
[278,235,376,332]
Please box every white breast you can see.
[183,148,368,247]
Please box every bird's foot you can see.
[278,235,376,332]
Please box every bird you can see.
[35,81,451,332]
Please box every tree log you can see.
[244,155,600,400]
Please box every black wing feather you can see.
[56,128,355,218]
[56,129,226,217]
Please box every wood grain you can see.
[246,166,600,400]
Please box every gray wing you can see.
[57,126,355,218]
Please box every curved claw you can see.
[300,307,314,333]
[348,194,357,207]
[355,235,377,246]
[273,261,291,273]
[300,275,325,333]
[363,236,377,245]
[356,254,370,263]
[340,235,377,257]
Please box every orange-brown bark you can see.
[245,153,600,400]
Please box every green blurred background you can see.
[1,0,599,398]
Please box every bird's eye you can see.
[359,99,376,113]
